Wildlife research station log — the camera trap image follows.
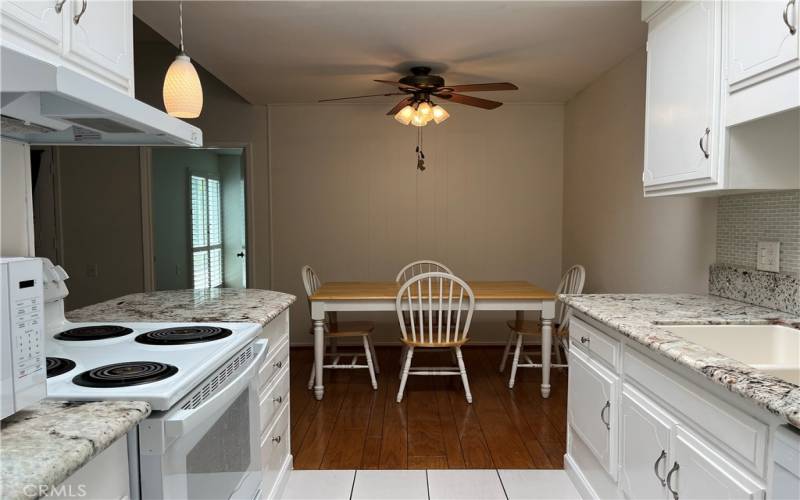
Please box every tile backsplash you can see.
[711,190,800,314]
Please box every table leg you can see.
[313,318,325,400]
[540,317,552,398]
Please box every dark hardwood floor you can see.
[289,346,568,470]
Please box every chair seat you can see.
[506,319,565,336]
[308,321,375,338]
[400,338,469,348]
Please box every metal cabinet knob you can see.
[54,0,67,13]
[580,336,590,344]
[274,360,282,369]
[699,127,710,159]
[600,401,611,430]
[666,461,680,500]
[272,435,282,445]
[73,0,87,24]
[784,0,797,34]
[273,395,283,404]
[654,450,667,486]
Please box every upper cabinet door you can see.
[726,1,799,91]
[672,427,765,500]
[643,1,722,192]
[64,0,134,95]
[0,0,64,56]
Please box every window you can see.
[191,174,223,288]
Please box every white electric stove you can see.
[40,259,268,500]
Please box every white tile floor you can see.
[282,469,581,500]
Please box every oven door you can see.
[139,340,267,500]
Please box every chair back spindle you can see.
[555,264,586,334]
[396,272,475,345]
[395,260,453,283]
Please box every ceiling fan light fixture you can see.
[417,101,433,119]
[394,105,415,125]
[411,112,428,127]
[432,105,449,124]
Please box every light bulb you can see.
[163,54,203,118]
[417,101,433,119]
[432,105,450,124]
[394,105,414,125]
[411,111,428,127]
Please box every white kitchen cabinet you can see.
[643,1,722,193]
[671,426,765,500]
[63,0,134,93]
[619,387,675,500]
[568,345,619,479]
[0,0,134,96]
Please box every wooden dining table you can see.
[309,280,556,400]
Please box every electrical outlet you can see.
[757,241,780,273]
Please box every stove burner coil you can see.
[54,325,133,341]
[135,326,233,345]
[46,357,76,378]
[72,361,178,387]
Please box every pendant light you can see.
[163,1,203,119]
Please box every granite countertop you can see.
[0,401,150,500]
[560,293,800,428]
[67,288,296,325]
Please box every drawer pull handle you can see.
[653,450,667,486]
[273,396,283,404]
[73,0,87,24]
[600,401,610,430]
[273,360,283,369]
[666,461,680,500]
[699,127,710,159]
[580,336,590,344]
[54,0,67,13]
[784,0,797,34]
[272,435,282,445]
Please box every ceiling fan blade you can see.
[442,82,518,93]
[435,93,503,110]
[319,92,406,102]
[374,79,420,90]
[386,97,414,115]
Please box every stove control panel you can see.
[2,258,46,419]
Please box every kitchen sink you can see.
[662,324,800,385]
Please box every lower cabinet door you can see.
[671,427,765,500]
[619,386,675,500]
[568,345,619,478]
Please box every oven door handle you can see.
[164,340,267,441]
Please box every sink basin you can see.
[663,325,800,385]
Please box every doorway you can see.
[150,147,248,290]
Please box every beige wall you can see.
[562,48,717,293]
[57,147,145,310]
[270,103,565,344]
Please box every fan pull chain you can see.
[416,127,426,172]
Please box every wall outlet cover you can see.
[757,241,780,273]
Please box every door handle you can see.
[600,400,611,430]
[698,127,710,159]
[666,461,680,500]
[73,0,87,24]
[653,450,667,486]
[784,0,797,35]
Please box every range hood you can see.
[0,47,202,147]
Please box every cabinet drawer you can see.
[568,345,619,479]
[259,367,289,433]
[260,403,290,499]
[258,339,289,391]
[260,310,289,346]
[624,349,768,475]
[570,317,620,369]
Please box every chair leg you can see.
[554,337,563,366]
[509,333,524,389]
[363,336,378,390]
[368,337,380,374]
[307,363,316,390]
[455,346,472,404]
[396,346,414,403]
[499,331,515,372]
[399,346,408,378]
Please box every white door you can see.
[726,1,799,91]
[63,0,133,94]
[644,1,721,191]
[670,427,765,500]
[0,0,64,57]
[568,346,619,478]
[619,387,675,500]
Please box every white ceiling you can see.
[134,1,646,105]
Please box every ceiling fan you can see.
[319,66,518,126]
